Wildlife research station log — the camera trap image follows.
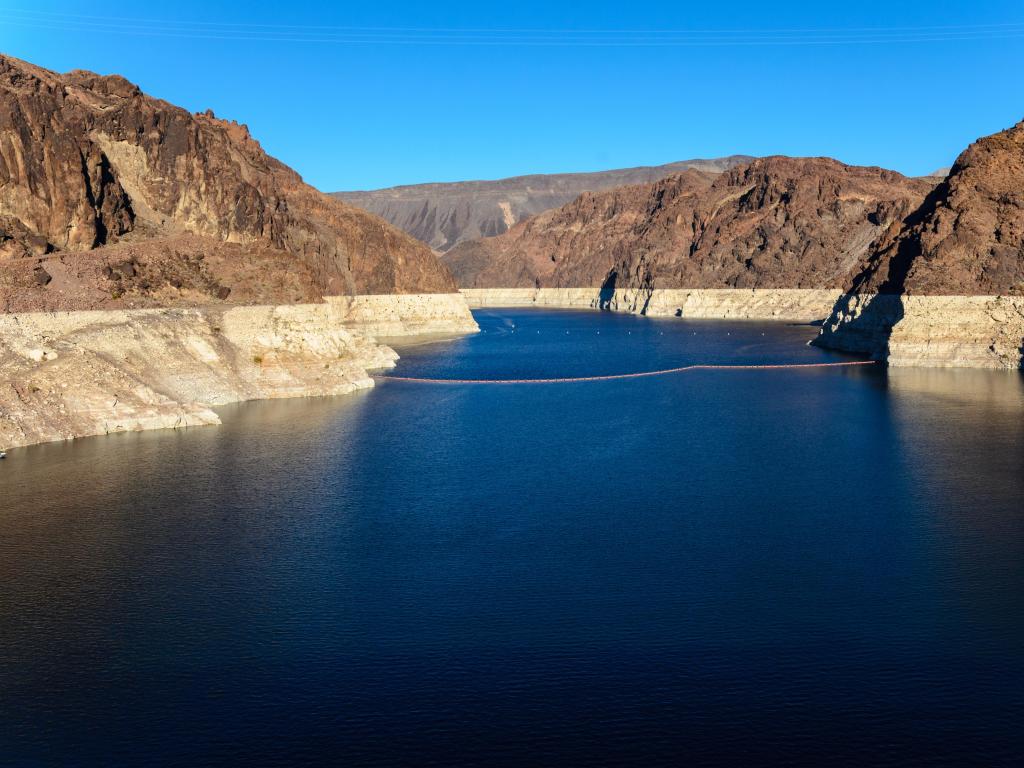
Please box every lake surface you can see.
[2,308,1023,766]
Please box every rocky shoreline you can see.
[817,293,1024,369]
[461,287,843,322]
[0,294,477,451]
[462,287,1024,369]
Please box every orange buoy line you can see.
[374,360,876,385]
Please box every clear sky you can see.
[2,1,1023,191]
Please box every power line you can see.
[4,6,1024,35]
[2,8,1023,46]
[2,22,1023,46]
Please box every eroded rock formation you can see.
[0,54,459,307]
[332,156,754,252]
[444,158,933,294]
[0,54,478,450]
[817,119,1024,367]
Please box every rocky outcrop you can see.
[0,54,459,300]
[0,303,390,450]
[816,293,1024,369]
[444,158,933,292]
[333,156,754,252]
[815,119,1024,367]
[0,293,477,450]
[834,120,1024,298]
[0,54,480,450]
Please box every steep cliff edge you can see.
[817,119,1024,368]
[444,157,932,296]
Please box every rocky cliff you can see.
[332,156,754,252]
[0,294,478,451]
[0,54,460,306]
[444,157,934,294]
[816,119,1024,368]
[0,54,478,450]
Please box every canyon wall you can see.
[0,54,458,296]
[0,54,481,450]
[444,158,932,291]
[813,119,1024,367]
[333,156,753,253]
[0,294,477,450]
[450,131,1024,369]
[817,294,1024,369]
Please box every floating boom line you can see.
[375,359,876,384]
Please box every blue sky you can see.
[2,1,1023,190]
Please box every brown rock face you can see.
[0,54,457,310]
[444,157,933,291]
[844,119,1024,296]
[333,156,754,252]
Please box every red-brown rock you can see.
[0,54,458,311]
[444,157,934,291]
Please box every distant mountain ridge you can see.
[331,156,755,252]
[442,157,934,291]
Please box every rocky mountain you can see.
[0,54,458,312]
[811,119,1024,368]
[839,120,1024,297]
[443,157,935,292]
[331,156,754,253]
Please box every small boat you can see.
[0,451,6,459]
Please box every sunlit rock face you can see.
[0,53,460,302]
[443,158,933,291]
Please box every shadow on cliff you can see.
[814,181,949,360]
[598,271,617,310]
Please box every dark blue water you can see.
[2,309,1023,767]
